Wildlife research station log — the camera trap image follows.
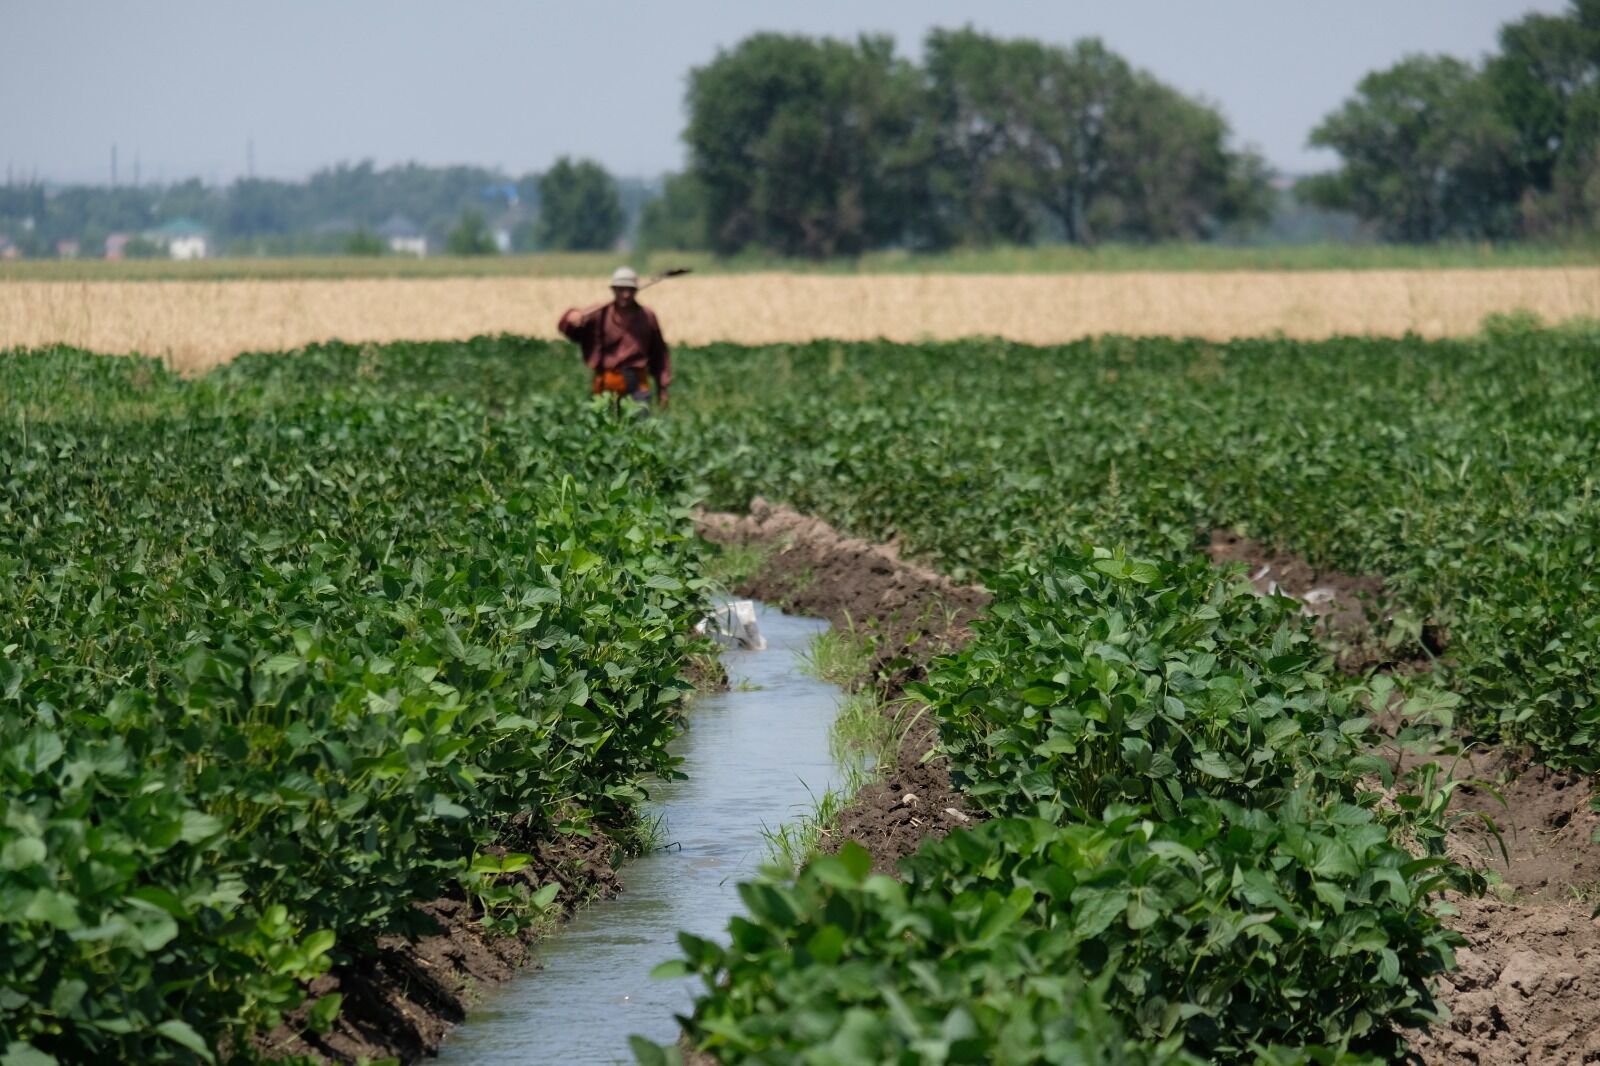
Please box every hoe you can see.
[569,267,692,325]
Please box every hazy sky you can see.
[2,0,1571,186]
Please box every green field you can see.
[2,349,710,1063]
[3,240,1598,282]
[3,324,1598,1063]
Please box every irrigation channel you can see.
[433,603,848,1065]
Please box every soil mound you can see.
[1415,747,1600,902]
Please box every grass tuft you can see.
[700,541,771,593]
[799,619,875,688]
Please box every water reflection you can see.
[433,604,843,1065]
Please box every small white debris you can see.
[901,792,919,806]
[1301,587,1337,607]
[943,807,970,823]
[701,600,767,651]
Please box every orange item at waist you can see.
[593,368,647,395]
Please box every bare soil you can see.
[1410,897,1600,1065]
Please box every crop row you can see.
[653,548,1481,1063]
[228,326,1598,774]
[665,324,1599,772]
[9,322,1591,1063]
[1,350,708,1063]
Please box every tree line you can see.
[641,29,1272,256]
[5,5,1597,258]
[0,159,638,257]
[1301,0,1600,241]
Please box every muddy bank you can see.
[262,812,628,1061]
[698,499,989,872]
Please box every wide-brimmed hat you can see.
[610,266,639,289]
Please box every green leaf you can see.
[0,1042,59,1066]
[1192,750,1237,780]
[155,1019,215,1063]
[180,811,224,844]
[1020,685,1060,706]
[627,1036,681,1066]
[1,837,47,870]
[307,992,344,1034]
[24,889,80,930]
[260,653,301,675]
[302,928,337,960]
[806,924,848,965]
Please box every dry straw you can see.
[2,269,1597,372]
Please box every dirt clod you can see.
[1411,897,1600,1065]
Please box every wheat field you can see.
[2,269,1597,371]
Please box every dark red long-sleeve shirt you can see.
[558,303,671,389]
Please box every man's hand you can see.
[656,387,669,411]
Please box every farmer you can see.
[557,266,670,412]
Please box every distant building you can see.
[0,236,17,260]
[376,215,427,257]
[105,233,132,260]
[146,218,210,260]
[56,239,81,259]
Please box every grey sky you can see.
[1,0,1571,186]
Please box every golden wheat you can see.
[2,269,1596,372]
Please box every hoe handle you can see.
[569,268,692,325]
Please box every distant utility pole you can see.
[112,143,119,187]
[133,151,141,187]
[247,137,255,179]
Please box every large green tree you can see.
[919,29,1041,246]
[922,30,1270,246]
[684,34,933,257]
[1487,0,1600,232]
[534,157,625,251]
[682,30,1264,255]
[1307,2,1600,241]
[1305,55,1520,241]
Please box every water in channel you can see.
[433,603,845,1065]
